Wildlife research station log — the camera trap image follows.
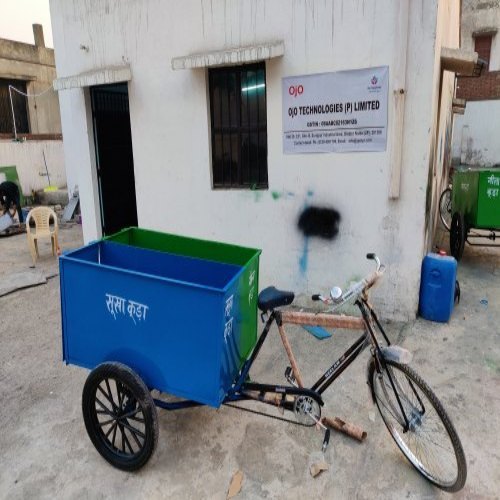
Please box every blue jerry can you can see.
[418,253,457,322]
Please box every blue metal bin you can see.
[60,240,257,408]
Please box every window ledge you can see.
[53,65,131,91]
[472,28,497,38]
[441,47,478,75]
[172,41,284,70]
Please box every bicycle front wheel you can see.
[369,359,466,492]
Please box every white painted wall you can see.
[452,100,500,166]
[50,0,460,320]
[451,1,500,167]
[0,140,66,195]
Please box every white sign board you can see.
[282,66,389,154]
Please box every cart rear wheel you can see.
[450,212,466,260]
[82,362,158,471]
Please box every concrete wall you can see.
[0,139,66,195]
[452,100,500,166]
[461,0,500,71]
[453,0,500,167]
[0,26,62,135]
[50,0,460,320]
[424,0,462,250]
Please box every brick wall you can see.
[457,35,500,100]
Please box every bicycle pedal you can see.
[284,366,298,387]
[322,428,331,453]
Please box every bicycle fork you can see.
[359,299,424,433]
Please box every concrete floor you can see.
[0,225,499,499]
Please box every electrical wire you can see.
[8,84,54,98]
[8,83,54,139]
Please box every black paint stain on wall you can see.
[298,206,341,240]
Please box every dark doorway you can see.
[90,83,138,235]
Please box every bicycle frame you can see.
[153,288,417,435]
[224,297,392,410]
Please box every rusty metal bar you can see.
[277,322,305,388]
[322,416,367,442]
[280,311,364,330]
[242,390,294,407]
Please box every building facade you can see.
[453,0,500,167]
[0,24,65,194]
[50,0,465,320]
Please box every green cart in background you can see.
[439,168,500,260]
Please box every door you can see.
[91,83,138,235]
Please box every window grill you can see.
[209,63,268,189]
[0,79,29,134]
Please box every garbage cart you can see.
[449,168,500,259]
[60,231,261,408]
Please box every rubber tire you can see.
[450,212,466,260]
[369,359,467,492]
[82,362,159,471]
[438,188,452,231]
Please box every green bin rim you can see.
[103,227,262,262]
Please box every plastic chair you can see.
[26,207,59,264]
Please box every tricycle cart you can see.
[440,168,500,260]
[60,228,466,492]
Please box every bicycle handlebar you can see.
[366,253,381,272]
[311,253,385,306]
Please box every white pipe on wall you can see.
[388,0,410,199]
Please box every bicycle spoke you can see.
[124,418,143,449]
[128,414,145,424]
[105,378,118,410]
[98,416,117,427]
[375,393,404,425]
[116,380,124,409]
[97,384,116,410]
[105,420,118,439]
[119,423,126,453]
[122,428,134,454]
[119,420,146,440]
[119,407,142,420]
[95,397,115,416]
[111,421,118,449]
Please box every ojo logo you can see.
[288,84,304,97]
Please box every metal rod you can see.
[280,310,364,330]
[8,85,17,140]
[277,321,305,388]
[153,398,205,411]
[43,150,51,186]
[322,416,367,442]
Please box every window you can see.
[209,63,268,189]
[474,35,492,70]
[0,79,29,134]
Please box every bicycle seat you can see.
[258,286,295,312]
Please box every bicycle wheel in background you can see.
[439,188,452,231]
[369,359,466,492]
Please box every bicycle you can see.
[72,247,466,492]
[233,253,467,492]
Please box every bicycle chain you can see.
[223,401,315,427]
